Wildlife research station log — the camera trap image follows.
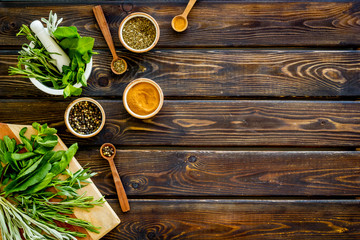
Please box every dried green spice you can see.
[122,17,156,50]
[113,59,126,73]
[69,101,102,135]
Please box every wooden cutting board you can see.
[0,123,120,240]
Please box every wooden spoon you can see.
[100,143,130,212]
[93,5,127,75]
[171,0,197,32]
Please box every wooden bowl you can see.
[64,97,106,138]
[123,78,164,119]
[119,12,160,53]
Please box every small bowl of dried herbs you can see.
[65,97,106,138]
[119,12,160,53]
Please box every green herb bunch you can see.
[0,122,104,240]
[9,11,97,98]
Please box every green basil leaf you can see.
[48,150,65,164]
[82,51,91,63]
[36,135,58,148]
[40,126,57,136]
[75,53,85,69]
[4,150,53,194]
[0,140,6,155]
[2,177,9,185]
[59,37,79,59]
[77,67,86,86]
[32,122,41,131]
[3,136,15,153]
[53,26,79,41]
[19,127,33,152]
[24,172,55,194]
[5,152,19,171]
[51,143,78,176]
[11,152,36,161]
[39,123,48,134]
[15,157,43,180]
[63,84,82,98]
[34,146,55,154]
[76,37,95,55]
[5,162,52,196]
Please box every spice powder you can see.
[127,82,160,116]
[122,17,156,50]
[174,17,186,31]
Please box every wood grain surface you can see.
[1,2,360,48]
[2,49,360,98]
[79,150,360,197]
[106,199,360,240]
[1,1,359,239]
[0,100,359,147]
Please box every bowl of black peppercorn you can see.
[64,97,106,138]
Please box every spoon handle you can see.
[108,158,130,212]
[93,5,117,59]
[182,0,197,18]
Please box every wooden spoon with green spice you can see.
[93,5,127,75]
[100,143,130,212]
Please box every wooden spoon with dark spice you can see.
[93,5,127,75]
[100,143,130,212]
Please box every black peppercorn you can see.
[69,101,102,135]
[102,145,114,157]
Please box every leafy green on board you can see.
[0,122,104,238]
[19,127,33,152]
[51,143,78,176]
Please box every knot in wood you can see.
[188,155,197,163]
[147,231,156,240]
[131,182,140,189]
[98,77,109,87]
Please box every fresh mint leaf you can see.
[36,135,58,148]
[64,84,82,98]
[53,26,79,41]
[51,143,78,176]
[19,127,33,152]
[82,51,91,63]
[3,136,15,153]
[32,122,41,131]
[40,124,57,135]
[77,37,95,55]
[59,38,79,59]
[11,152,36,161]
[77,67,86,87]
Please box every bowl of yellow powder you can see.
[119,12,160,53]
[123,78,164,119]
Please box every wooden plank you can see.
[2,49,360,98]
[0,100,359,147]
[1,2,360,47]
[80,150,360,197]
[105,199,360,239]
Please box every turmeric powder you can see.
[126,82,160,116]
[173,17,186,31]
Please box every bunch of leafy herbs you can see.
[8,11,97,98]
[0,122,104,240]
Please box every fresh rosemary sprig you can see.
[0,196,77,240]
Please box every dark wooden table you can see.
[1,0,360,239]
